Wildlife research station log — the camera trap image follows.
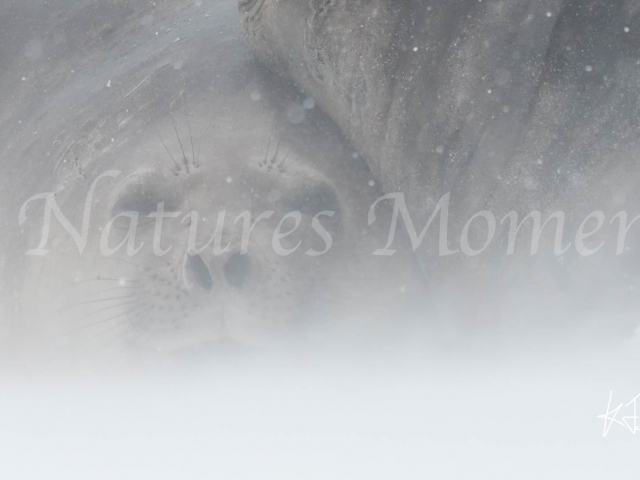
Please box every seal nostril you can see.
[223,253,252,289]
[187,254,214,291]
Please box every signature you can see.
[598,391,640,437]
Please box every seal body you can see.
[240,0,640,336]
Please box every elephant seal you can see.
[0,0,421,363]
[240,0,640,337]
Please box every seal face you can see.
[30,114,412,354]
[7,0,420,359]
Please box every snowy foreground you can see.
[1,343,639,480]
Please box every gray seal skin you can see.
[0,0,421,363]
[240,0,640,335]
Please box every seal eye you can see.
[114,188,168,217]
[282,184,341,217]
[111,175,180,221]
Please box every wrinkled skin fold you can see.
[240,0,640,336]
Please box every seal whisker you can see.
[171,114,190,174]
[187,118,198,168]
[95,323,130,339]
[71,304,148,332]
[64,277,140,289]
[261,129,274,167]
[134,328,155,347]
[277,149,292,169]
[156,131,181,175]
[93,256,174,282]
[96,257,149,271]
[96,316,147,339]
[87,285,145,296]
[184,182,194,218]
[280,155,301,172]
[117,172,166,188]
[58,293,148,312]
[268,139,282,171]
[97,324,137,346]
[78,298,147,320]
